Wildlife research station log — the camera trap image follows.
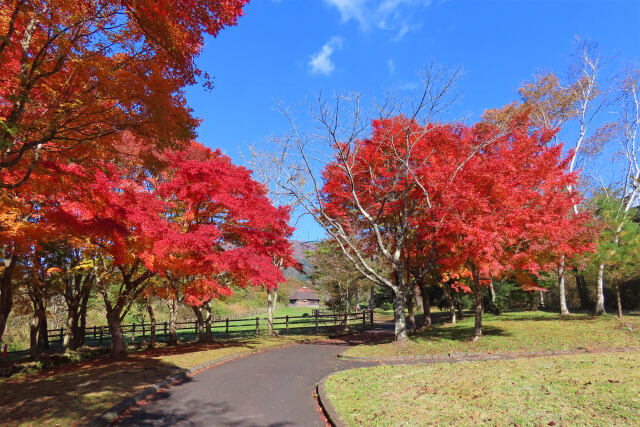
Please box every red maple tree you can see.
[0,0,249,188]
[320,114,593,341]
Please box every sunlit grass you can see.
[324,351,640,426]
[345,311,640,358]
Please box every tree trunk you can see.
[0,253,16,345]
[489,280,496,303]
[444,284,456,324]
[63,273,92,351]
[406,292,416,334]
[368,285,375,310]
[345,285,350,314]
[37,307,49,351]
[106,309,126,357]
[168,298,178,345]
[595,263,606,315]
[77,283,89,347]
[575,272,592,310]
[341,283,349,330]
[558,260,570,315]
[418,283,431,329]
[615,283,623,318]
[530,291,540,311]
[267,287,277,335]
[392,287,408,343]
[539,290,545,309]
[192,305,207,342]
[456,299,464,320]
[64,308,80,351]
[354,288,360,312]
[472,283,483,341]
[29,310,39,356]
[204,303,213,340]
[146,297,156,348]
[29,292,48,354]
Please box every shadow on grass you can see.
[0,333,315,425]
[419,324,509,342]
[351,314,512,349]
[0,353,188,425]
[489,314,597,322]
[489,311,640,322]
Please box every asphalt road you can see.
[116,342,373,427]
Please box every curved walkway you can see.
[113,324,639,427]
[116,341,376,426]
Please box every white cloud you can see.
[324,0,432,39]
[325,0,370,26]
[309,37,343,76]
[387,59,395,74]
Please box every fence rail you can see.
[45,309,374,346]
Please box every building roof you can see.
[290,287,320,301]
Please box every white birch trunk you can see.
[558,259,570,315]
[489,280,496,303]
[267,287,277,335]
[595,263,606,315]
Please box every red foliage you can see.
[0,0,249,188]
[17,137,296,307]
[155,142,297,304]
[320,114,594,291]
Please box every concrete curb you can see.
[337,346,640,364]
[316,375,347,427]
[89,342,303,426]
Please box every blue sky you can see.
[185,0,640,241]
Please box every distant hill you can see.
[283,240,318,282]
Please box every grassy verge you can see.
[0,333,328,426]
[324,351,640,426]
[344,311,640,358]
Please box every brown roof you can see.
[290,288,319,301]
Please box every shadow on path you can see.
[116,342,376,427]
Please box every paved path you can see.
[117,341,374,426]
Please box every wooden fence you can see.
[46,309,374,346]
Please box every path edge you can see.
[316,374,347,427]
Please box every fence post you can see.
[99,326,103,346]
[362,311,366,326]
[370,309,374,326]
[225,318,229,337]
[315,311,319,334]
[93,325,97,341]
[255,317,259,336]
[164,321,168,338]
[285,315,289,334]
[59,327,64,345]
[131,324,135,343]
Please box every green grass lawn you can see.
[345,311,640,358]
[0,334,327,427]
[323,351,640,426]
